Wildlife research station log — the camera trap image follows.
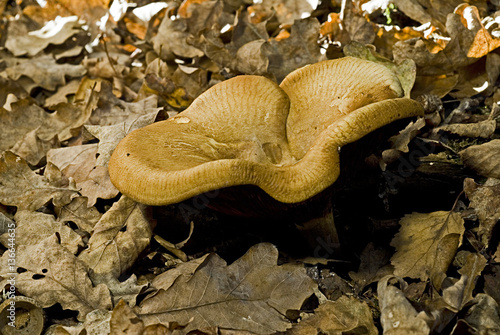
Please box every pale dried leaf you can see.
[5,55,86,91]
[0,100,53,151]
[388,117,426,153]
[0,212,14,237]
[46,144,119,205]
[0,151,78,211]
[437,120,496,138]
[152,12,204,59]
[449,251,487,309]
[260,0,314,26]
[235,40,269,75]
[136,243,316,334]
[85,111,159,166]
[8,210,83,253]
[0,90,96,149]
[110,300,145,335]
[151,254,209,292]
[78,196,154,280]
[286,295,378,335]
[455,294,500,334]
[0,234,112,320]
[10,128,60,165]
[105,274,148,307]
[263,18,325,82]
[45,79,81,107]
[55,196,102,234]
[5,16,83,57]
[460,139,500,179]
[463,178,500,247]
[89,84,160,126]
[378,276,430,335]
[391,211,464,281]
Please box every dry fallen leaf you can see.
[436,120,496,139]
[286,295,378,335]
[0,89,96,154]
[136,243,316,334]
[378,276,430,335]
[6,210,83,254]
[110,300,146,335]
[55,196,102,234]
[85,111,159,167]
[442,251,487,311]
[47,144,119,206]
[0,151,78,211]
[454,294,500,334]
[5,16,83,57]
[460,139,500,179]
[10,128,60,166]
[463,178,500,247]
[264,18,326,82]
[78,196,154,281]
[4,55,86,92]
[390,211,465,284]
[89,83,160,126]
[0,234,112,321]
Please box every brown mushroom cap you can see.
[108,57,423,206]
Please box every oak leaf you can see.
[136,243,316,334]
[0,151,78,211]
[0,234,112,321]
[78,196,154,280]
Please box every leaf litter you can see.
[0,0,500,334]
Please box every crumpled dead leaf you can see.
[47,144,119,206]
[460,139,500,179]
[5,16,83,57]
[463,178,500,247]
[89,83,160,126]
[110,299,187,335]
[437,120,497,138]
[382,117,426,167]
[0,88,97,155]
[0,151,78,211]
[10,128,60,166]
[5,210,83,254]
[78,196,154,281]
[44,79,81,107]
[391,211,465,284]
[286,295,378,335]
[55,196,102,234]
[136,243,316,334]
[454,293,500,334]
[85,111,159,167]
[0,234,112,321]
[264,18,326,82]
[44,309,111,335]
[442,251,487,311]
[4,55,86,92]
[378,276,430,335]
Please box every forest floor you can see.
[1,0,500,334]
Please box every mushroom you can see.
[108,57,424,207]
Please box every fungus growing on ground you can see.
[108,57,424,207]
